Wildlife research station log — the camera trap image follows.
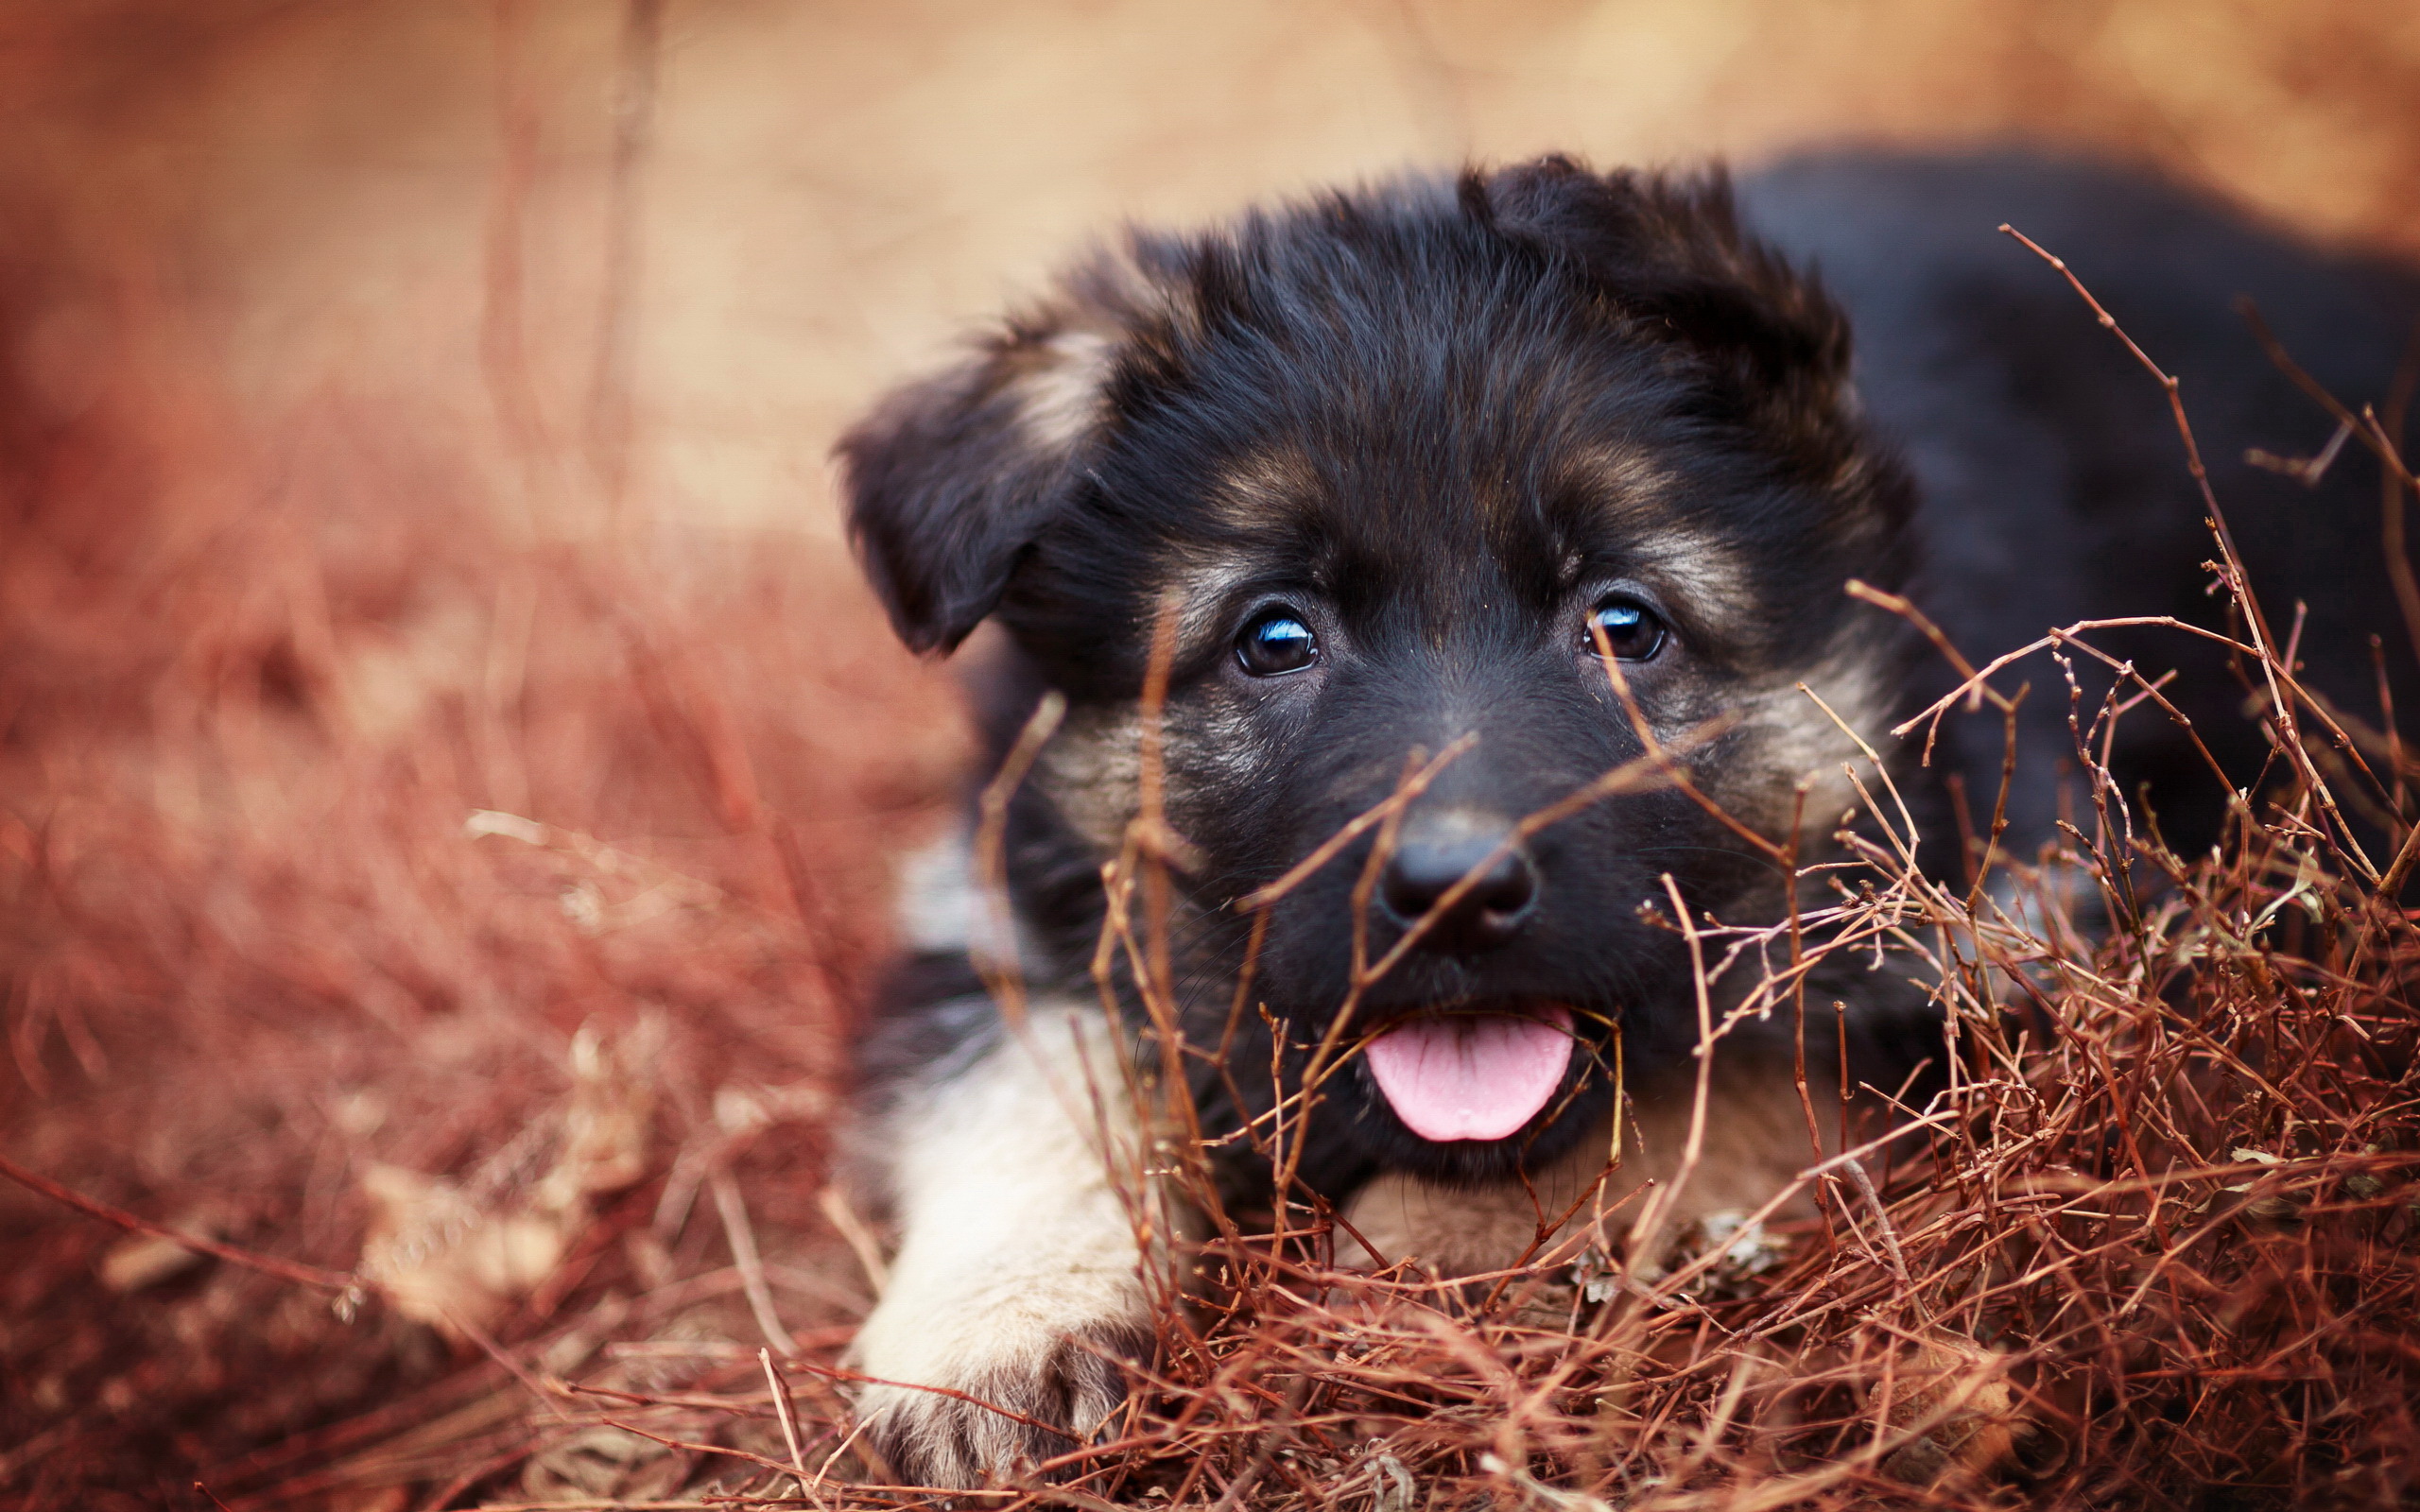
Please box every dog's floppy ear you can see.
[837,326,1115,654]
[838,248,1189,654]
[1471,155,1851,416]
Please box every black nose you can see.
[1379,816,1539,952]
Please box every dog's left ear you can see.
[838,249,1184,654]
[1472,156,1852,425]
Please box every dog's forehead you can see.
[1205,437,1627,543]
[1167,421,1761,624]
[1114,261,1772,608]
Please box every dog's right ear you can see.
[837,324,1115,654]
[839,249,1189,654]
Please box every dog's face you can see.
[842,159,1915,1184]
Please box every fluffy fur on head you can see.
[841,157,1923,1192]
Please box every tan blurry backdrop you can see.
[4,0,2418,547]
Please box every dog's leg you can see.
[848,1000,1163,1487]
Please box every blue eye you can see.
[1236,609,1319,676]
[1584,597,1667,661]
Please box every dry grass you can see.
[4,165,2417,1512]
[0,218,968,1508]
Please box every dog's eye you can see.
[1236,610,1320,677]
[1584,597,1667,661]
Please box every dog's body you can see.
[834,151,2420,1486]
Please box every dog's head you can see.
[840,157,1916,1183]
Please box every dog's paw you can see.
[850,1287,1151,1487]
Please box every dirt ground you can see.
[1,2,2416,1507]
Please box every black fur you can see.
[1741,152,2420,866]
[843,149,2420,1199]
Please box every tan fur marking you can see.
[1769,643,1895,838]
[1568,445,1678,513]
[1016,329,1116,453]
[1635,536,1753,621]
[1564,448,1758,618]
[1340,1048,1836,1280]
[1163,558,1263,646]
[1685,634,1895,846]
[1035,702,1144,855]
[1206,446,1320,529]
[1001,233,1203,459]
[1084,237,1205,346]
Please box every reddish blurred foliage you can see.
[0,207,967,1506]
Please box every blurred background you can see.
[11,0,2415,541]
[2,2,2415,1506]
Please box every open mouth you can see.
[1360,1003,1576,1143]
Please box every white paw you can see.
[850,1276,1151,1487]
[847,1001,1165,1486]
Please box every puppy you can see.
[833,151,2420,1487]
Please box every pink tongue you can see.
[1362,1005,1575,1143]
